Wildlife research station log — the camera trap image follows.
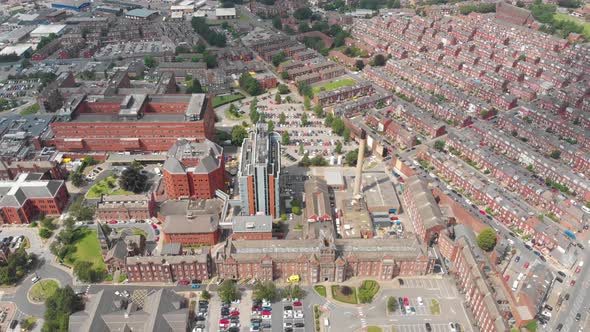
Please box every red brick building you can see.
[126,250,212,283]
[45,93,215,152]
[402,176,446,246]
[0,173,69,224]
[0,160,66,181]
[231,215,273,241]
[214,233,433,282]
[162,214,220,246]
[95,193,156,222]
[163,139,225,200]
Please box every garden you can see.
[29,279,59,303]
[86,175,133,198]
[213,93,245,108]
[330,285,357,304]
[314,285,327,297]
[358,280,380,303]
[312,78,356,94]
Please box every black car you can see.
[564,294,570,301]
[556,323,563,331]
[195,316,205,321]
[398,278,404,286]
[284,328,293,332]
[539,255,547,262]
[9,320,17,329]
[425,323,432,332]
[262,323,271,328]
[294,323,304,327]
[524,244,533,250]
[577,243,584,249]
[575,313,581,321]
[515,256,520,263]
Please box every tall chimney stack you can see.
[353,129,367,198]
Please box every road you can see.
[550,246,590,332]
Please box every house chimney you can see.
[353,129,367,198]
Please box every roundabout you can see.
[27,279,60,304]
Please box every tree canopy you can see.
[218,280,239,303]
[477,227,497,252]
[239,73,263,96]
[119,165,148,193]
[253,281,278,301]
[231,125,248,146]
[191,17,227,47]
[0,248,37,285]
[42,286,83,332]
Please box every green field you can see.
[29,279,59,302]
[553,13,590,39]
[312,78,356,94]
[64,229,106,270]
[314,285,327,297]
[213,94,245,108]
[367,327,383,332]
[86,175,133,198]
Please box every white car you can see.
[283,323,292,328]
[31,276,40,284]
[294,311,304,318]
[449,323,457,332]
[417,297,424,306]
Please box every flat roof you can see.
[361,172,400,210]
[215,8,236,16]
[126,8,158,18]
[31,24,66,35]
[232,215,272,233]
[0,44,32,56]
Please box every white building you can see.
[30,24,67,38]
[215,7,236,20]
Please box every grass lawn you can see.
[312,78,356,94]
[367,327,382,332]
[430,298,441,315]
[314,285,327,297]
[29,280,59,302]
[224,108,246,120]
[86,175,133,198]
[213,94,245,108]
[20,103,39,116]
[118,274,127,283]
[331,285,358,304]
[132,228,147,237]
[524,320,537,332]
[64,228,106,270]
[359,280,380,297]
[553,13,590,39]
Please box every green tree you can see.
[304,96,311,111]
[297,82,314,98]
[203,51,217,68]
[278,84,290,94]
[434,140,445,151]
[331,117,345,135]
[477,227,497,252]
[387,296,399,312]
[0,248,36,285]
[144,55,156,68]
[68,198,95,221]
[335,141,342,154]
[42,286,83,332]
[292,206,301,215]
[324,113,334,127]
[281,213,288,221]
[311,155,327,166]
[275,92,282,104]
[279,112,286,125]
[39,228,53,239]
[272,51,286,67]
[20,317,36,331]
[301,112,308,126]
[201,289,211,300]
[272,15,282,30]
[343,127,350,142]
[218,280,239,303]
[281,131,291,145]
[119,166,147,193]
[186,78,203,93]
[313,104,324,117]
[253,281,278,301]
[345,149,359,166]
[195,43,207,53]
[69,172,84,187]
[550,150,561,159]
[267,120,275,132]
[280,71,289,80]
[231,125,248,145]
[282,284,305,300]
[293,8,313,20]
[73,261,105,283]
[249,108,260,124]
[372,54,386,66]
[239,73,263,96]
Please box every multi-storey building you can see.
[238,123,281,218]
[0,160,65,181]
[45,93,215,152]
[95,193,156,222]
[0,173,69,224]
[126,250,212,283]
[163,139,225,200]
[214,232,433,282]
[402,176,446,245]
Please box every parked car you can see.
[425,323,432,332]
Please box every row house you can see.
[319,67,345,81]
[95,193,156,222]
[32,39,61,61]
[287,66,313,80]
[498,67,524,83]
[402,176,446,245]
[314,82,373,106]
[509,85,537,102]
[517,60,543,78]
[396,104,446,138]
[294,72,321,86]
[293,49,318,61]
[494,93,518,111]
[334,93,393,118]
[278,60,304,73]
[380,118,417,149]
[517,106,590,149]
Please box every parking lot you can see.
[397,278,458,299]
[395,323,458,332]
[95,41,174,59]
[242,95,355,166]
[0,79,40,99]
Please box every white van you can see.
[512,280,519,291]
[517,273,525,281]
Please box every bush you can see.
[340,286,353,295]
[39,228,53,239]
[73,260,105,283]
[477,227,497,252]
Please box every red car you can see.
[152,224,158,229]
[293,301,302,307]
[403,297,409,306]
[570,280,576,286]
[524,262,530,269]
[109,220,117,224]
[576,266,582,273]
[155,236,159,241]
[178,279,190,285]
[230,311,240,316]
[479,210,486,215]
[504,275,510,281]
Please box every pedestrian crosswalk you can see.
[357,307,367,328]
[395,323,452,332]
[399,278,458,298]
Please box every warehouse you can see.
[215,8,237,20]
[30,24,67,38]
[51,0,91,12]
[125,8,159,20]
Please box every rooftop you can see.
[126,8,158,18]
[232,215,272,233]
[0,173,64,208]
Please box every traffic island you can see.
[28,279,60,304]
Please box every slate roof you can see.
[164,139,223,175]
[0,173,64,208]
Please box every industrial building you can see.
[51,0,91,12]
[30,24,67,38]
[238,122,281,218]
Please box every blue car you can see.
[262,306,272,311]
[154,229,160,235]
[191,284,201,289]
